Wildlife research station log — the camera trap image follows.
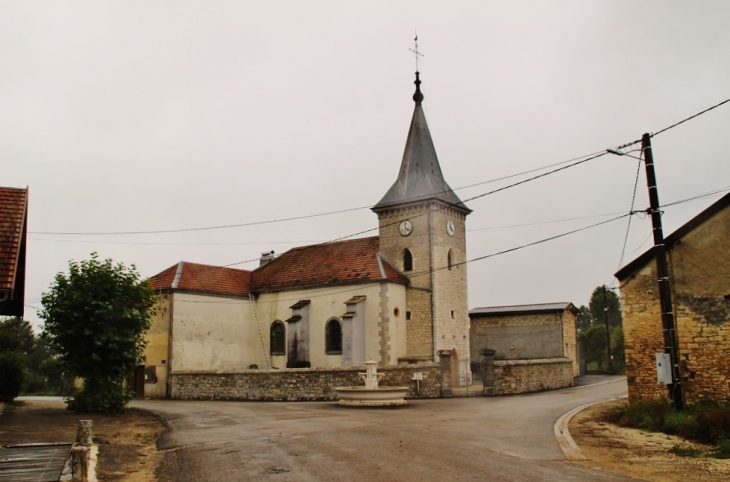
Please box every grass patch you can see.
[609,400,730,459]
[669,444,704,457]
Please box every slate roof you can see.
[0,186,28,316]
[148,261,252,297]
[372,73,470,214]
[470,302,578,317]
[251,237,408,293]
[615,191,730,281]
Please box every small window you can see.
[325,319,343,354]
[447,249,454,271]
[404,249,413,272]
[451,310,454,319]
[270,321,286,355]
[406,311,412,320]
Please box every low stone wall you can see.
[488,358,574,395]
[171,364,442,401]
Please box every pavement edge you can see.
[554,396,628,460]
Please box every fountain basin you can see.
[334,386,409,407]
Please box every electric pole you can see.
[602,285,613,374]
[642,133,684,409]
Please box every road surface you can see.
[135,376,632,481]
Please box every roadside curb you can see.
[554,396,627,460]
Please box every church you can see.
[141,72,471,399]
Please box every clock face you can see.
[446,221,455,237]
[399,220,413,236]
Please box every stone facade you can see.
[469,303,579,377]
[377,202,470,362]
[171,364,442,401]
[617,194,730,404]
[486,358,574,395]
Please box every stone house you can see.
[469,302,579,378]
[615,192,730,404]
[141,72,473,399]
[0,186,28,318]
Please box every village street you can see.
[135,376,631,481]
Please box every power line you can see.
[652,97,730,137]
[616,151,644,273]
[165,213,632,306]
[28,149,611,237]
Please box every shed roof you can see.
[615,191,730,281]
[0,186,28,316]
[469,302,578,317]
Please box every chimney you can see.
[260,250,275,266]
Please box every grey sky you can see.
[3,1,729,330]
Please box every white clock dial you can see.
[446,221,455,237]
[399,220,413,236]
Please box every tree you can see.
[40,253,157,413]
[578,285,626,374]
[0,317,30,402]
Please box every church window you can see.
[270,321,286,355]
[325,319,342,354]
[406,311,411,320]
[447,249,454,271]
[403,249,413,272]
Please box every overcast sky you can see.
[3,1,729,331]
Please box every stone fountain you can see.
[335,360,409,407]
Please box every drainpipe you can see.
[166,293,174,399]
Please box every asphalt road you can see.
[134,376,632,482]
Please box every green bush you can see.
[712,437,730,459]
[0,352,25,403]
[695,408,730,444]
[611,399,671,431]
[66,381,132,414]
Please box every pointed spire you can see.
[372,74,470,214]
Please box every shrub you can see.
[695,408,730,444]
[66,381,132,414]
[0,352,25,403]
[611,399,671,431]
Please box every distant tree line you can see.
[0,317,64,402]
[577,286,625,374]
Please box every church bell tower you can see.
[372,71,472,362]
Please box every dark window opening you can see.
[447,249,454,271]
[404,249,413,272]
[406,311,412,320]
[325,319,343,354]
[270,321,286,355]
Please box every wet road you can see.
[134,376,633,481]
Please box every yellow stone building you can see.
[141,73,472,398]
[616,192,730,404]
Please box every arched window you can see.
[447,249,454,271]
[403,249,413,272]
[270,321,285,355]
[325,319,342,354]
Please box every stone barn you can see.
[616,192,730,404]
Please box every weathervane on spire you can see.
[409,34,423,72]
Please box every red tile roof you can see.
[0,186,28,316]
[251,237,408,292]
[148,237,408,297]
[148,262,251,297]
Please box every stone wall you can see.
[486,358,574,395]
[470,313,565,360]
[171,364,442,401]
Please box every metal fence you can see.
[449,359,484,397]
